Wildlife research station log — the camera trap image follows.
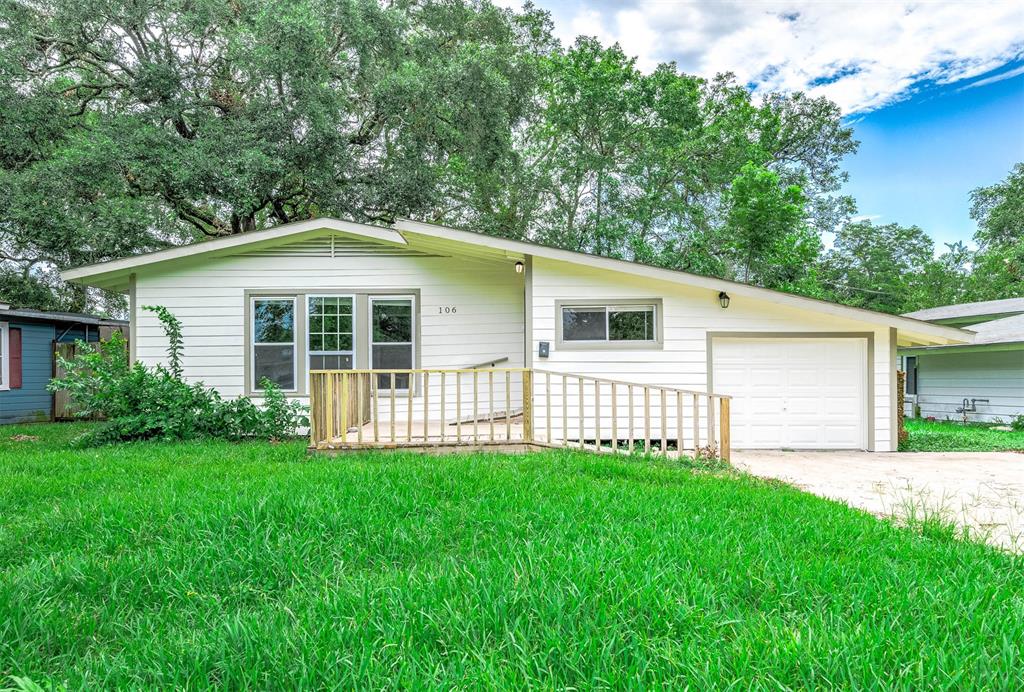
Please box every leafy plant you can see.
[142,304,183,378]
[49,310,306,445]
[1011,415,1024,432]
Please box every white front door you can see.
[712,337,868,449]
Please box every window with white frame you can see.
[252,298,296,390]
[561,304,657,343]
[370,297,414,389]
[0,322,8,390]
[308,296,354,371]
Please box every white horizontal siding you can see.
[531,257,896,451]
[912,350,1024,423]
[134,245,525,400]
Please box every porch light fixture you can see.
[514,261,524,274]
[718,291,730,309]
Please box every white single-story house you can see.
[61,217,970,452]
[900,299,1024,424]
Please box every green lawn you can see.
[1,424,1022,688]
[904,418,1024,452]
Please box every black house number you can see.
[438,306,457,314]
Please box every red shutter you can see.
[8,327,22,389]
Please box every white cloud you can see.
[517,0,1024,113]
[958,63,1024,90]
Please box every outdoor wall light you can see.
[514,260,525,274]
[718,291,731,308]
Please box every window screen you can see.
[252,298,295,390]
[371,298,413,389]
[562,304,656,343]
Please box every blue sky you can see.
[498,0,1024,246]
[843,61,1024,247]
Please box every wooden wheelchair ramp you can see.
[309,368,731,460]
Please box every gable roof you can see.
[61,216,970,346]
[903,298,1024,325]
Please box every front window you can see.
[308,296,354,371]
[562,304,657,343]
[371,297,414,389]
[252,298,296,390]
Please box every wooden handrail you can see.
[309,367,731,461]
[463,356,510,369]
[532,369,731,399]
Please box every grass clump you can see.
[903,418,1024,452]
[1,424,1022,688]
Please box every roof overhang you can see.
[395,219,972,346]
[898,341,1024,356]
[62,216,972,346]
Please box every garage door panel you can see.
[712,338,867,450]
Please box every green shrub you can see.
[49,315,306,446]
[1012,415,1024,432]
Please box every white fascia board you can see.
[394,218,972,346]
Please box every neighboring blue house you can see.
[0,303,128,424]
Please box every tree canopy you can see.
[0,0,1017,315]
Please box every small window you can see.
[0,322,8,390]
[308,296,354,371]
[252,298,296,390]
[905,356,918,396]
[371,297,414,389]
[561,304,657,343]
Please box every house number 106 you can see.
[438,306,457,314]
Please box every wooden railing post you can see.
[719,397,731,462]
[406,373,414,443]
[310,373,320,447]
[323,373,334,446]
[423,371,430,442]
[611,382,618,453]
[340,372,349,444]
[390,372,397,442]
[522,369,534,443]
[660,390,667,456]
[692,393,700,452]
[643,387,651,455]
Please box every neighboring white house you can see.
[900,299,1024,424]
[62,217,970,451]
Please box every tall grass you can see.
[1,424,1022,688]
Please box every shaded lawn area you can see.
[903,418,1024,452]
[1,424,1022,688]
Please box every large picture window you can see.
[371,297,414,389]
[252,298,296,390]
[561,303,657,343]
[308,296,354,371]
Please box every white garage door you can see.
[712,338,867,450]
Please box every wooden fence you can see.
[309,368,731,460]
[52,342,93,420]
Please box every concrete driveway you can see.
[731,450,1024,551]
